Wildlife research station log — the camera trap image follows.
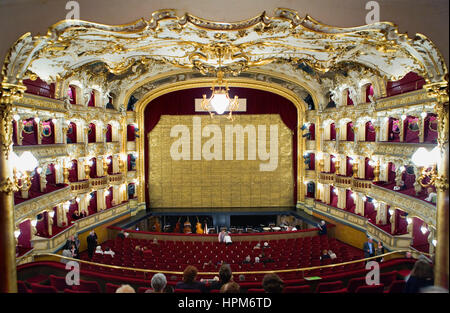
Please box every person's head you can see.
[218,264,232,284]
[245,255,250,260]
[321,220,325,226]
[368,237,373,243]
[70,235,74,241]
[220,282,240,293]
[116,284,135,293]
[96,245,101,250]
[322,250,328,255]
[262,273,284,293]
[410,259,434,280]
[427,187,434,193]
[151,273,167,293]
[378,241,383,247]
[183,265,198,284]
[239,274,245,282]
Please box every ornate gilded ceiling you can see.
[1,8,447,88]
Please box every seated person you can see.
[318,220,327,235]
[320,249,331,261]
[393,180,407,191]
[263,242,270,249]
[152,238,159,245]
[425,187,437,204]
[224,232,232,245]
[117,230,126,240]
[254,255,261,263]
[71,210,81,220]
[175,265,207,292]
[103,247,115,257]
[253,242,261,250]
[243,255,251,264]
[328,250,337,259]
[95,245,103,255]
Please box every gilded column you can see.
[0,82,26,292]
[426,79,449,289]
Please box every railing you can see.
[33,249,429,276]
[70,180,90,193]
[318,172,334,184]
[334,175,352,188]
[90,176,109,188]
[352,178,372,192]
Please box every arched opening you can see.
[365,121,376,141]
[67,122,77,143]
[88,123,96,143]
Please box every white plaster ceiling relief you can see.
[2,8,447,87]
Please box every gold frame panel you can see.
[134,77,307,207]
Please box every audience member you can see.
[239,275,246,282]
[208,264,232,291]
[254,255,260,263]
[328,250,337,259]
[425,187,437,204]
[95,245,103,255]
[117,230,126,240]
[405,259,434,293]
[220,282,240,293]
[116,284,135,293]
[262,273,284,293]
[61,244,75,264]
[320,249,330,261]
[253,242,261,250]
[376,241,385,262]
[152,238,159,245]
[363,237,375,261]
[318,220,327,235]
[224,232,232,245]
[151,273,167,293]
[218,230,226,243]
[86,230,97,259]
[176,265,207,292]
[103,247,115,257]
[243,255,251,264]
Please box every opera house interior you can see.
[0,0,448,296]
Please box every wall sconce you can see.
[11,151,39,198]
[411,146,441,188]
[420,225,429,235]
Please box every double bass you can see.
[174,217,181,233]
[183,217,192,234]
[196,217,204,234]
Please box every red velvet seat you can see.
[138,287,153,293]
[50,275,72,291]
[355,284,384,293]
[282,285,311,293]
[384,280,406,293]
[30,283,58,293]
[105,283,121,293]
[247,288,265,293]
[64,288,91,293]
[316,281,344,293]
[73,279,101,293]
[321,288,348,293]
[380,271,398,287]
[174,289,201,293]
[346,277,366,293]
[17,280,30,293]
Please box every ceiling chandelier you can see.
[201,48,239,120]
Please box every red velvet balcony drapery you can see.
[346,90,353,106]
[365,121,376,141]
[68,85,77,104]
[365,157,374,180]
[107,156,113,175]
[12,120,18,145]
[386,72,426,97]
[105,187,113,209]
[127,124,136,141]
[330,123,336,140]
[330,155,336,173]
[67,122,77,143]
[89,158,97,178]
[346,156,353,177]
[388,118,400,142]
[88,192,97,215]
[424,113,438,143]
[346,122,354,141]
[143,87,299,207]
[23,78,55,99]
[88,91,95,107]
[88,123,96,143]
[68,159,78,182]
[41,120,55,145]
[18,219,32,249]
[330,186,338,207]
[22,118,38,145]
[388,162,396,183]
[364,200,376,222]
[346,190,355,212]
[106,124,112,142]
[404,116,420,143]
[309,153,315,170]
[46,163,56,187]
[412,217,430,253]
[308,123,315,140]
[365,84,374,103]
